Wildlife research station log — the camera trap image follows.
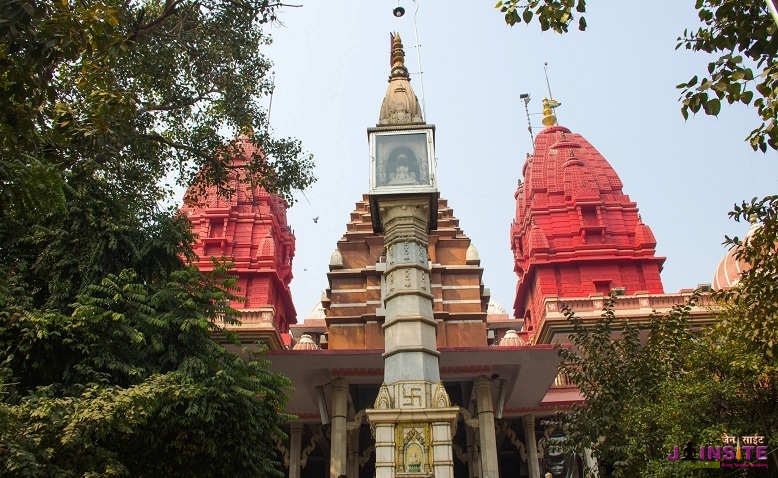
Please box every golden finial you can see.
[389,33,410,80]
[239,124,254,137]
[541,97,558,127]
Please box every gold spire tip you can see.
[541,97,558,127]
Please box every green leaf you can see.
[704,98,721,116]
[523,8,533,24]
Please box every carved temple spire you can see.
[378,32,424,125]
[389,33,410,79]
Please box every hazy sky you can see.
[258,1,778,320]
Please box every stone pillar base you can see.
[367,407,459,478]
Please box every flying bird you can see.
[312,216,319,223]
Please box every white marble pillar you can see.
[289,422,303,478]
[522,414,541,478]
[431,420,455,478]
[474,376,499,478]
[372,422,395,478]
[330,378,349,478]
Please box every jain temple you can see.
[180,34,737,478]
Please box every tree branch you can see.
[141,133,212,160]
[131,0,186,38]
[138,90,219,114]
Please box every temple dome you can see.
[292,334,319,350]
[487,300,507,315]
[466,243,480,262]
[305,302,326,321]
[378,33,423,126]
[499,330,526,346]
[713,219,760,290]
[329,248,343,268]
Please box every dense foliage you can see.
[556,201,778,478]
[0,0,307,476]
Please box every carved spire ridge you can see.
[378,32,424,125]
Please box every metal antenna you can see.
[543,62,557,122]
[393,1,427,119]
[266,72,276,131]
[520,93,534,144]
[411,0,427,120]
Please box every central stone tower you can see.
[365,33,459,478]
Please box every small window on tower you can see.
[209,219,224,238]
[594,281,611,296]
[581,206,598,226]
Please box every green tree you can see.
[556,199,778,477]
[0,1,307,476]
[556,296,701,477]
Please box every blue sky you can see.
[259,1,778,320]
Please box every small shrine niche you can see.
[396,424,431,476]
[369,129,435,194]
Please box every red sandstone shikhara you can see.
[180,136,297,351]
[181,36,739,478]
[512,123,665,338]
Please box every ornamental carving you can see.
[374,382,394,410]
[432,381,450,408]
[396,423,431,474]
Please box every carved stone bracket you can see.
[359,445,376,468]
[347,409,366,431]
[502,421,528,461]
[272,433,290,467]
[300,426,324,469]
[452,444,469,464]
[458,407,479,429]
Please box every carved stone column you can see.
[474,376,499,478]
[348,425,360,478]
[379,196,439,384]
[431,417,456,478]
[466,425,478,478]
[330,378,349,478]
[289,422,303,478]
[522,414,541,478]
[372,420,395,478]
[366,195,458,478]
